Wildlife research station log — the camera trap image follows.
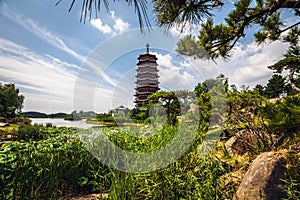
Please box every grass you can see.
[0,122,236,199]
[1,118,299,199]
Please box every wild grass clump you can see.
[281,150,300,200]
[108,152,230,200]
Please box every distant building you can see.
[112,105,127,117]
[134,43,160,107]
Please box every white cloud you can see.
[169,21,200,38]
[111,11,130,34]
[211,40,288,88]
[1,4,86,62]
[90,18,113,34]
[114,18,130,33]
[148,38,289,91]
[151,52,201,90]
[0,38,78,113]
[0,38,124,113]
[90,11,130,36]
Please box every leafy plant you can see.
[0,127,112,199]
[261,95,300,143]
[16,125,43,141]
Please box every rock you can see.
[234,151,286,200]
[225,129,261,156]
[225,136,249,156]
[5,135,18,141]
[0,117,6,123]
[0,122,9,127]
[225,136,245,155]
[188,103,199,115]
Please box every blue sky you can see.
[0,0,291,113]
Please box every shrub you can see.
[17,125,42,141]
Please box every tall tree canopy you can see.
[63,0,300,59]
[148,91,181,125]
[264,74,287,98]
[0,83,24,118]
[268,26,300,92]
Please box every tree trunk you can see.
[289,68,300,92]
[291,82,300,92]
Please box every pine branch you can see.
[279,21,300,34]
[206,0,299,58]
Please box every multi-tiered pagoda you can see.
[134,43,160,107]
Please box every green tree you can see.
[148,91,180,125]
[172,34,209,59]
[0,83,24,118]
[173,89,196,113]
[268,27,300,92]
[194,74,228,97]
[129,107,149,122]
[264,74,286,98]
[170,0,300,59]
[194,74,228,128]
[286,76,300,96]
[261,95,300,137]
[254,84,265,96]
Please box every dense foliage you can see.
[0,83,24,118]
[1,76,300,199]
[148,91,181,125]
[0,127,112,199]
[0,124,232,199]
[268,27,300,92]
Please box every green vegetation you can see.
[148,91,181,125]
[3,1,300,197]
[1,76,299,199]
[0,127,112,199]
[0,83,24,119]
[23,111,68,118]
[0,123,231,199]
[163,0,300,59]
[64,111,98,121]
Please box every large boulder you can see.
[234,151,286,200]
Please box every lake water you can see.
[30,118,98,129]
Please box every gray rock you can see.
[234,151,286,200]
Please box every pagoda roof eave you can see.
[137,54,157,60]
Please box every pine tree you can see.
[268,27,300,92]
[264,74,286,98]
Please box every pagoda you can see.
[134,43,160,107]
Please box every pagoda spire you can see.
[146,43,150,54]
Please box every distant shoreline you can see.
[86,121,143,127]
